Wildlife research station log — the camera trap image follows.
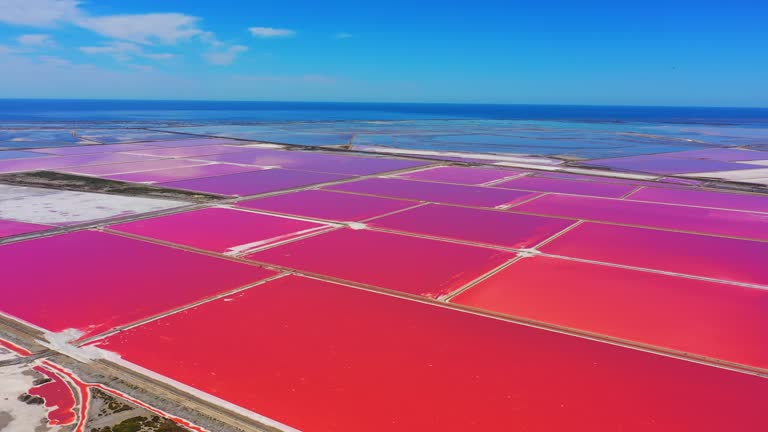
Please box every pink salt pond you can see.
[94,275,768,432]
[238,189,419,221]
[513,193,768,241]
[160,169,351,196]
[540,222,768,286]
[109,207,331,253]
[248,228,515,298]
[395,166,525,185]
[0,219,51,238]
[0,230,276,338]
[326,177,539,208]
[368,203,576,248]
[495,176,638,198]
[452,256,768,370]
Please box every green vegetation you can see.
[91,415,190,432]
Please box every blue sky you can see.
[0,0,766,106]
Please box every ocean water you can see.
[1,100,767,158]
[1,99,768,124]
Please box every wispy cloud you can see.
[0,0,203,45]
[0,0,249,65]
[0,0,79,26]
[249,27,296,38]
[17,33,54,46]
[76,13,204,45]
[80,41,174,62]
[204,45,248,65]
[334,32,353,39]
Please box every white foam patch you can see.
[41,329,119,363]
[346,222,367,230]
[225,226,331,255]
[242,144,286,149]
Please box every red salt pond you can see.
[238,189,419,221]
[0,338,32,356]
[540,223,768,286]
[326,177,539,208]
[160,169,351,197]
[628,187,768,213]
[29,366,77,426]
[495,176,638,198]
[395,166,525,185]
[248,228,514,298]
[110,207,331,253]
[0,230,276,338]
[452,256,768,370]
[95,275,768,432]
[512,193,768,241]
[0,219,51,238]
[368,203,575,248]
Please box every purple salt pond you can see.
[161,168,352,196]
[196,149,431,176]
[0,153,160,174]
[104,164,265,183]
[395,166,525,185]
[627,187,768,213]
[326,178,539,208]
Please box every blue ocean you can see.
[1,100,767,159]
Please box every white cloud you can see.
[76,13,203,45]
[0,0,80,26]
[80,41,140,57]
[204,44,248,65]
[80,41,173,61]
[334,32,353,39]
[249,27,295,38]
[2,0,249,65]
[17,34,54,46]
[0,0,203,46]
